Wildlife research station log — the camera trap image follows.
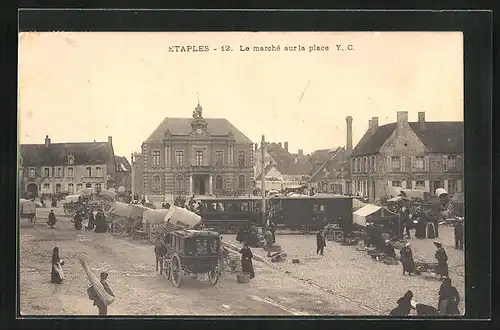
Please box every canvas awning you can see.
[142,209,170,224]
[108,201,132,218]
[76,187,92,196]
[130,204,150,220]
[64,194,81,203]
[101,190,117,200]
[353,204,382,227]
[352,198,366,210]
[163,206,202,230]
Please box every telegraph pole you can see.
[261,135,267,226]
[131,153,135,200]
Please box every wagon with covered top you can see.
[19,199,37,227]
[162,229,221,287]
[63,194,82,216]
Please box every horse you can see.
[154,241,168,275]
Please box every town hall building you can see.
[135,103,254,202]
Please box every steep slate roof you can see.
[146,117,252,144]
[21,142,114,166]
[115,156,132,172]
[351,121,464,156]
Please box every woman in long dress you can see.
[399,243,415,275]
[240,243,255,279]
[50,247,64,284]
[438,277,461,315]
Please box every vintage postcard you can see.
[18,31,464,317]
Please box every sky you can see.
[18,32,463,159]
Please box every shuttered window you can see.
[424,156,430,171]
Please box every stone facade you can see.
[20,136,116,198]
[137,104,254,201]
[350,111,464,202]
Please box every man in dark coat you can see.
[454,220,464,250]
[239,244,255,279]
[400,243,415,275]
[91,272,115,316]
[74,212,83,230]
[47,210,57,228]
[94,211,108,233]
[88,211,95,230]
[316,230,326,255]
[434,242,449,279]
[438,277,460,315]
[400,206,411,239]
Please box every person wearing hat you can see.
[438,277,460,315]
[399,243,415,275]
[454,219,464,250]
[382,239,397,259]
[91,272,115,316]
[434,242,449,279]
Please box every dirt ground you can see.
[224,226,465,315]
[19,208,370,316]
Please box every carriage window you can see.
[240,202,248,212]
[217,203,225,212]
[227,203,234,212]
[196,239,209,253]
[210,240,218,253]
[320,204,326,212]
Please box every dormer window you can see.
[68,154,74,165]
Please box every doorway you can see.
[26,183,38,198]
[194,176,206,195]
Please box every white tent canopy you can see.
[164,206,201,230]
[142,209,170,224]
[353,204,382,227]
[107,201,132,218]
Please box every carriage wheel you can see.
[163,258,171,280]
[207,266,220,285]
[170,254,181,288]
[110,222,126,236]
[29,214,36,227]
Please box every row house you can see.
[20,135,117,198]
[136,103,254,202]
[350,111,463,202]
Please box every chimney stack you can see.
[278,142,282,149]
[284,141,288,152]
[254,143,258,151]
[396,111,408,130]
[369,117,379,134]
[44,135,51,147]
[346,116,353,154]
[108,136,113,144]
[418,112,426,129]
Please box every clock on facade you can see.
[196,128,203,134]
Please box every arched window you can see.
[68,183,74,194]
[151,175,161,193]
[215,175,223,190]
[238,175,246,190]
[175,175,184,191]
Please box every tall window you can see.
[176,150,184,166]
[44,168,50,177]
[68,155,74,165]
[364,157,368,173]
[152,150,161,166]
[415,156,424,170]
[228,146,233,164]
[448,180,457,195]
[68,183,74,194]
[196,150,203,166]
[77,183,83,190]
[215,175,223,190]
[57,167,63,177]
[151,175,161,192]
[86,167,92,177]
[238,151,246,167]
[68,167,74,177]
[96,183,102,193]
[52,167,55,177]
[96,167,102,177]
[29,168,35,178]
[352,159,356,173]
[391,156,401,172]
[43,183,50,189]
[55,184,61,194]
[215,151,223,166]
[448,156,457,171]
[238,175,246,190]
[175,175,184,191]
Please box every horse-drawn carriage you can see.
[19,199,37,227]
[63,194,83,216]
[162,229,221,287]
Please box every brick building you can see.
[136,103,254,202]
[114,156,132,192]
[350,111,463,202]
[19,135,117,198]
